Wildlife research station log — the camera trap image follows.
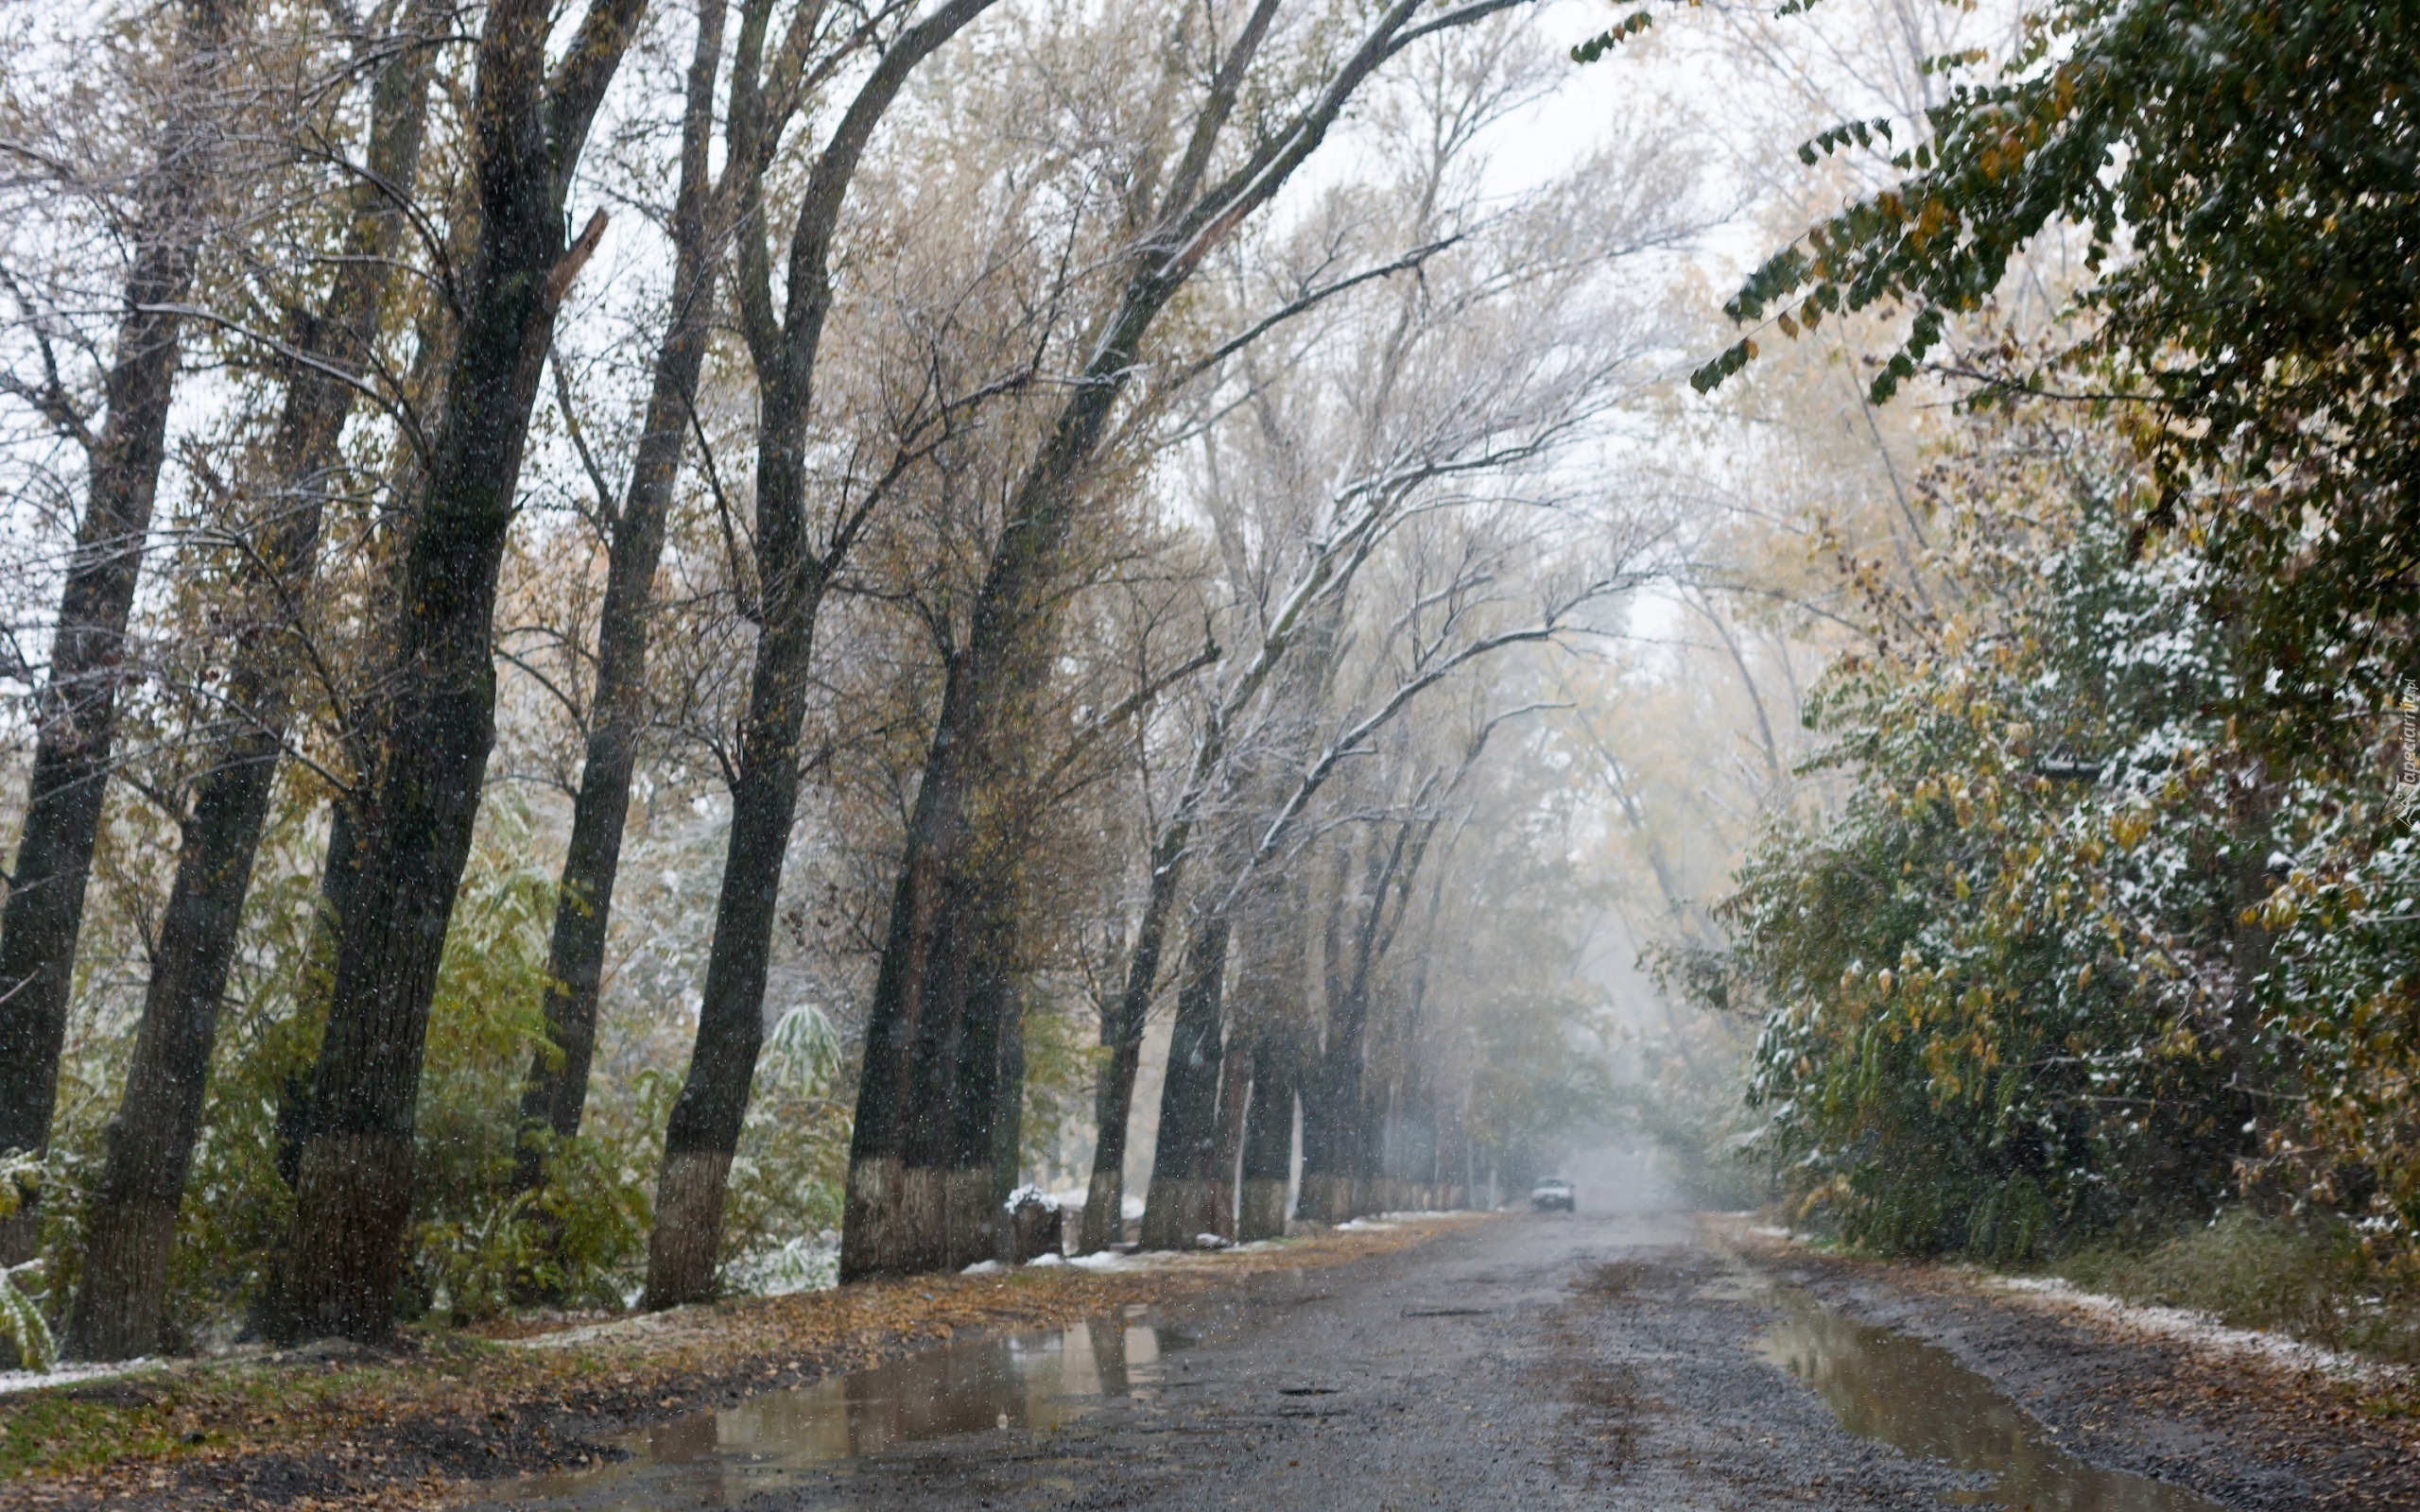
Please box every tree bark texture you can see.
[990,983,1026,1261]
[518,0,730,1197]
[639,563,827,1306]
[66,6,441,1362]
[1078,818,1193,1253]
[1236,887,1308,1240]
[639,0,1000,1308]
[1206,1016,1253,1238]
[268,0,645,1343]
[1302,876,1361,1217]
[0,0,230,1269]
[1137,914,1231,1248]
[1236,1023,1296,1240]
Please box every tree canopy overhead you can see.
[1690,0,2420,729]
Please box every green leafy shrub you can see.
[1714,409,2273,1260]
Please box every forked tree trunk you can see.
[0,0,230,1269]
[268,0,646,1343]
[517,0,730,1199]
[1137,916,1231,1248]
[641,0,1002,1308]
[65,4,441,1363]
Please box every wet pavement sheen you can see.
[471,1186,2251,1511]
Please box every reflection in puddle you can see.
[481,1314,1173,1508]
[1759,1297,2222,1512]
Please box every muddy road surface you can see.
[471,1184,2360,1512]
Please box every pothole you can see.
[1760,1294,2224,1511]
[475,1315,1177,1508]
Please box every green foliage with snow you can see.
[1706,406,2407,1261]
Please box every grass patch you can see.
[2056,1209,2420,1366]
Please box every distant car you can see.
[1530,1177,1575,1212]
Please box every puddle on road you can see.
[1759,1297,2223,1512]
[475,1311,1176,1509]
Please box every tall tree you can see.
[845,0,1545,1280]
[512,0,747,1208]
[268,0,648,1342]
[66,0,446,1362]
[0,0,233,1267]
[642,0,1004,1308]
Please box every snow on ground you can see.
[0,1358,169,1398]
[1985,1274,2413,1384]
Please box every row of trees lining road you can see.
[0,0,1675,1360]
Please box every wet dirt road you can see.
[483,1188,2263,1512]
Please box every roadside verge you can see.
[1713,1215,2420,1512]
[0,1216,1479,1511]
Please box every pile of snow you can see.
[723,1234,838,1297]
[1002,1183,1058,1213]
[961,1259,1005,1276]
[1335,1218,1397,1232]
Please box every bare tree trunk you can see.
[0,0,230,1268]
[1137,914,1230,1248]
[1236,885,1307,1240]
[1300,842,1364,1222]
[946,938,1018,1267]
[1206,1017,1253,1238]
[1078,820,1191,1252]
[990,982,1026,1261]
[1236,1023,1295,1240]
[641,566,826,1304]
[268,0,646,1343]
[517,0,730,1204]
[65,7,441,1362]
